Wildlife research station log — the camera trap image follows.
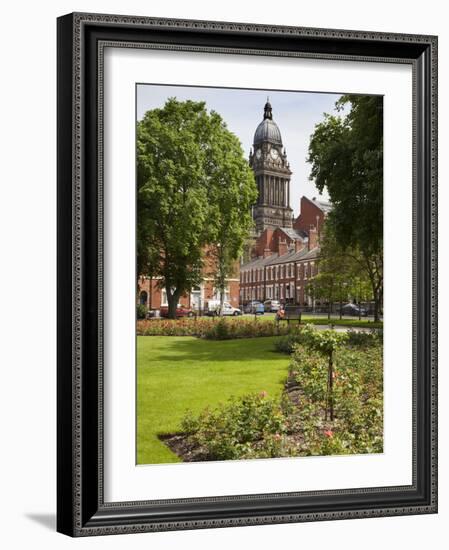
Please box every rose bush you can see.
[176,328,383,460]
[137,317,291,339]
[181,392,291,460]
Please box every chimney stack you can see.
[295,239,304,253]
[278,238,288,257]
[308,226,318,251]
[263,248,272,258]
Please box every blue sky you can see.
[137,84,343,216]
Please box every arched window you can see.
[139,291,148,305]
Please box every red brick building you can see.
[138,249,241,313]
[240,196,329,306]
[138,275,240,312]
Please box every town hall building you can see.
[240,99,330,307]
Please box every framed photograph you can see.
[57,12,437,536]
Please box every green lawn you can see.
[137,336,290,464]
[253,314,383,328]
[300,316,383,328]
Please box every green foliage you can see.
[137,98,256,318]
[209,318,230,340]
[301,317,383,328]
[137,317,291,338]
[308,95,383,255]
[307,95,383,320]
[298,325,348,421]
[274,326,309,354]
[275,333,304,354]
[299,324,348,356]
[346,329,382,348]
[177,334,383,461]
[307,220,373,315]
[136,304,147,320]
[181,392,289,460]
[290,342,383,455]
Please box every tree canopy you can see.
[307,95,383,319]
[307,220,373,318]
[137,98,257,318]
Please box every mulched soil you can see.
[159,433,211,463]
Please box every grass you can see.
[300,317,383,328]
[137,336,290,464]
[249,314,383,329]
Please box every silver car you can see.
[264,299,281,312]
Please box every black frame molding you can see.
[57,12,438,537]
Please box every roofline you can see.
[302,195,332,213]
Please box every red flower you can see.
[324,430,333,438]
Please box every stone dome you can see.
[253,100,283,146]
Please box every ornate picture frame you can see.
[57,12,437,536]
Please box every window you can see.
[213,286,230,302]
[161,288,168,306]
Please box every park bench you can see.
[278,305,302,325]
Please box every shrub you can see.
[137,317,291,339]
[346,328,382,348]
[274,329,306,354]
[176,337,383,460]
[290,341,383,455]
[137,318,213,337]
[181,392,290,460]
[206,318,230,340]
[136,304,147,320]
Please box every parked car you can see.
[206,300,242,316]
[244,301,265,315]
[159,305,194,318]
[220,302,242,316]
[264,299,280,312]
[341,303,368,317]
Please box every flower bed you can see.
[164,326,383,460]
[137,317,291,339]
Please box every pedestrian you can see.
[276,305,285,324]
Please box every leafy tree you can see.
[137,98,256,318]
[307,221,373,319]
[204,128,257,314]
[307,95,383,320]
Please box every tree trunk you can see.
[373,293,380,322]
[339,299,342,320]
[219,286,225,317]
[372,285,383,322]
[167,288,180,319]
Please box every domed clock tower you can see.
[249,99,293,234]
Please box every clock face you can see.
[270,148,279,159]
[255,148,262,159]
